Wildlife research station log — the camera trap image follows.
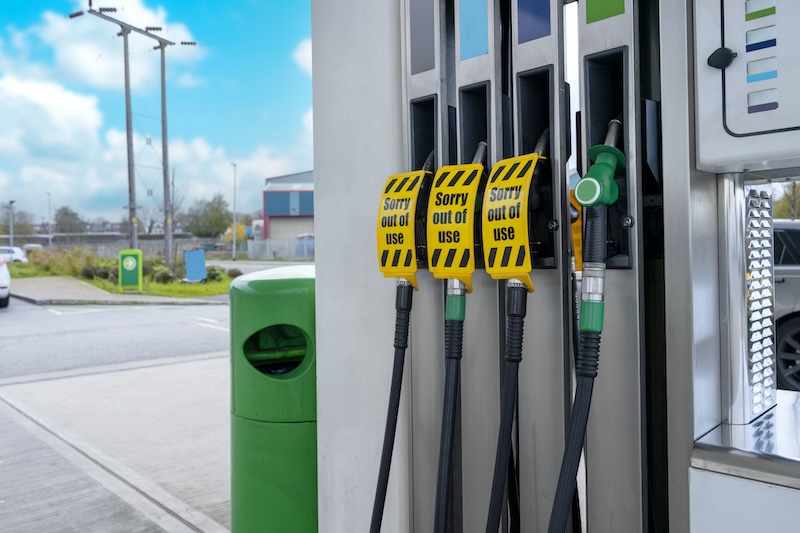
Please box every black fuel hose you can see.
[369,281,414,533]
[547,206,605,533]
[485,283,527,533]
[434,319,464,533]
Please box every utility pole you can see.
[69,6,177,251]
[158,42,173,266]
[231,163,237,261]
[121,27,138,250]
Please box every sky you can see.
[0,0,312,227]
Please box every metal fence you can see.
[247,238,315,260]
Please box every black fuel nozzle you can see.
[414,151,437,268]
[529,129,551,212]
[472,141,488,165]
[471,141,489,269]
[422,149,436,173]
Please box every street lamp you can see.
[8,200,15,247]
[46,192,52,248]
[231,163,237,261]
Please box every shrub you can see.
[227,268,243,279]
[153,270,176,284]
[142,261,156,278]
[206,266,225,282]
[80,266,96,280]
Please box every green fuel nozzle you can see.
[574,118,626,208]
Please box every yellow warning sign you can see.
[426,163,484,292]
[377,170,430,288]
[481,153,539,291]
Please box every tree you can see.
[239,214,253,227]
[774,182,800,220]
[185,193,232,238]
[54,206,85,233]
[0,208,35,236]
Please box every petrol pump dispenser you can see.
[371,155,435,533]
[481,131,548,533]
[426,143,488,533]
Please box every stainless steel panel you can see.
[720,177,776,425]
[694,391,800,490]
[697,390,800,461]
[659,1,722,530]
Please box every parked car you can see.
[772,219,800,390]
[0,246,28,263]
[22,243,44,252]
[0,257,10,308]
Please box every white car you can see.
[0,257,10,308]
[0,246,28,263]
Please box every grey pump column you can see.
[452,0,504,528]
[510,1,572,531]
[402,1,453,530]
[577,1,649,531]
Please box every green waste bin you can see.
[230,265,317,532]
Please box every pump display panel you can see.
[695,0,800,172]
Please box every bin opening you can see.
[244,324,307,376]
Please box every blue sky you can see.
[0,0,312,226]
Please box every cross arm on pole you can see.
[88,9,175,46]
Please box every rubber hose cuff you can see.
[394,283,414,350]
[575,330,601,378]
[445,320,464,360]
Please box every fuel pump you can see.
[371,153,435,533]
[548,117,626,533]
[481,130,549,533]
[426,143,488,533]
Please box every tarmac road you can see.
[0,277,232,532]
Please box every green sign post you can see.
[119,249,143,291]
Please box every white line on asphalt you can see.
[194,317,219,323]
[194,322,229,332]
[0,351,228,388]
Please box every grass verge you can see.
[9,248,239,298]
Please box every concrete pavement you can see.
[1,277,232,532]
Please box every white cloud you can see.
[176,72,205,88]
[0,3,312,223]
[0,73,312,221]
[26,0,204,91]
[292,38,312,78]
[0,75,102,162]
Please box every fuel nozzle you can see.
[574,117,626,208]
